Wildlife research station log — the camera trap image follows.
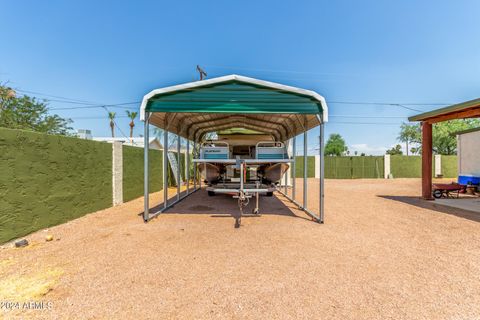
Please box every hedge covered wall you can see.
[122,147,186,202]
[123,146,164,202]
[441,155,458,178]
[295,156,315,178]
[0,128,112,244]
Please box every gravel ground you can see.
[1,179,480,319]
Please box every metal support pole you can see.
[143,112,150,222]
[303,129,308,208]
[319,121,325,223]
[284,139,288,194]
[163,128,168,209]
[292,136,296,200]
[186,140,190,195]
[193,141,197,190]
[177,135,181,201]
[240,161,244,191]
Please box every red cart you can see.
[432,183,467,199]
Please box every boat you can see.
[197,138,289,186]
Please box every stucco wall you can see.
[0,128,112,244]
[458,131,480,176]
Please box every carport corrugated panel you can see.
[145,82,323,114]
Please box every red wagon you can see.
[432,183,466,199]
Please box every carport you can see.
[139,74,328,223]
[409,98,480,199]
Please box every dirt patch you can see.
[2,180,480,319]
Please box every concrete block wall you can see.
[112,141,123,206]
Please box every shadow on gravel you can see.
[378,195,480,223]
[140,189,312,224]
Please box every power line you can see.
[205,64,358,77]
[328,121,415,125]
[14,88,99,104]
[67,115,130,120]
[329,115,408,119]
[14,87,140,110]
[327,101,450,106]
[15,85,453,111]
[48,102,139,111]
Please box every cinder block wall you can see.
[0,128,112,244]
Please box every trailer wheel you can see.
[266,192,273,197]
[208,191,215,196]
[433,190,443,199]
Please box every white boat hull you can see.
[259,163,290,183]
[197,162,222,183]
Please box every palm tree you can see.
[126,110,138,139]
[108,112,116,137]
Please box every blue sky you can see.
[1,0,479,154]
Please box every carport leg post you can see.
[177,135,181,201]
[303,129,308,208]
[143,112,149,222]
[319,122,325,223]
[292,136,296,200]
[193,141,197,190]
[283,139,288,194]
[186,140,190,195]
[163,128,168,209]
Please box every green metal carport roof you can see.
[140,74,328,142]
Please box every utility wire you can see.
[329,115,408,118]
[14,86,453,117]
[48,104,138,111]
[328,121,416,125]
[328,101,449,106]
[14,88,99,104]
[14,87,140,110]
[68,115,130,120]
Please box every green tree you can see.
[126,110,138,138]
[398,119,480,155]
[108,112,116,137]
[398,123,419,156]
[0,86,72,135]
[325,133,348,156]
[386,144,403,155]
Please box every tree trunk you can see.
[130,121,134,139]
[406,140,409,156]
[110,121,115,137]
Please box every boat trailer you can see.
[194,158,292,227]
